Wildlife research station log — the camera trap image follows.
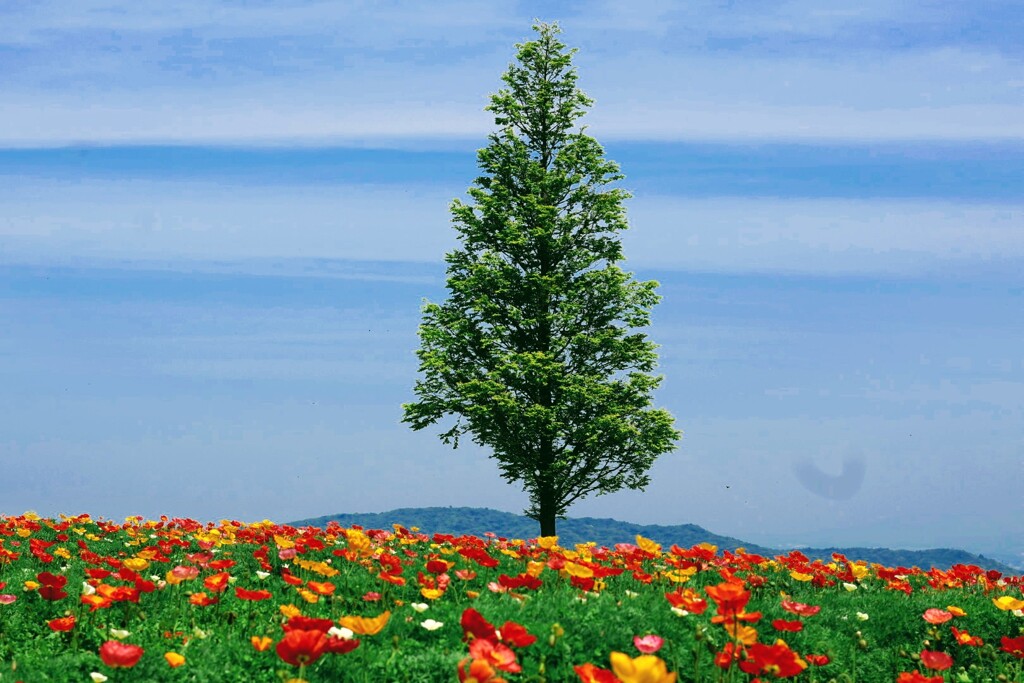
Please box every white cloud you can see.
[0,2,1021,144]
[3,178,1022,277]
[623,196,1024,275]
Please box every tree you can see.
[402,22,679,537]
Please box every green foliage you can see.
[402,22,680,535]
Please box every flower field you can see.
[1,513,1023,682]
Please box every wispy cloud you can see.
[1,1,1020,145]
[4,176,1020,277]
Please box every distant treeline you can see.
[290,506,1017,575]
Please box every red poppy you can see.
[283,615,334,633]
[426,559,451,574]
[99,640,144,668]
[573,662,619,683]
[276,629,328,666]
[714,642,744,670]
[571,575,596,592]
[47,616,76,632]
[919,650,953,671]
[771,619,803,632]
[780,599,821,616]
[324,635,361,655]
[497,621,537,648]
[950,627,983,647]
[804,653,830,666]
[738,640,807,677]
[1001,635,1024,659]
[234,587,272,601]
[461,608,497,642]
[455,569,477,581]
[281,571,304,586]
[37,572,68,601]
[896,673,942,683]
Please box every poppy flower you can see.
[665,588,709,614]
[203,572,230,593]
[1001,635,1024,659]
[276,629,328,667]
[737,640,807,678]
[468,638,521,674]
[780,599,821,617]
[235,587,272,601]
[707,581,759,623]
[993,595,1024,611]
[47,616,76,632]
[321,634,358,655]
[896,673,943,683]
[338,610,390,636]
[804,653,830,666]
[81,594,112,611]
[771,619,803,632]
[573,662,619,683]
[98,640,144,668]
[283,616,334,633]
[307,581,336,596]
[722,621,758,646]
[457,657,507,683]
[189,592,218,607]
[922,608,952,624]
[251,636,273,652]
[164,652,185,668]
[950,627,983,647]
[609,652,677,683]
[37,572,68,601]
[0,595,15,605]
[633,634,664,654]
[461,608,498,642]
[919,650,953,671]
[497,620,537,648]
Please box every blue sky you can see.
[1,1,1022,566]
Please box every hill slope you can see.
[290,506,1017,574]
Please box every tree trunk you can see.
[537,467,558,537]
[538,488,557,537]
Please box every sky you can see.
[1,1,1022,567]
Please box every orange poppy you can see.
[338,610,390,636]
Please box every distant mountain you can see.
[290,506,1018,575]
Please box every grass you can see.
[0,512,1022,682]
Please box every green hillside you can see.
[290,506,1017,574]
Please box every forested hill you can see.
[290,506,1016,574]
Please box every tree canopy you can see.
[402,22,680,536]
